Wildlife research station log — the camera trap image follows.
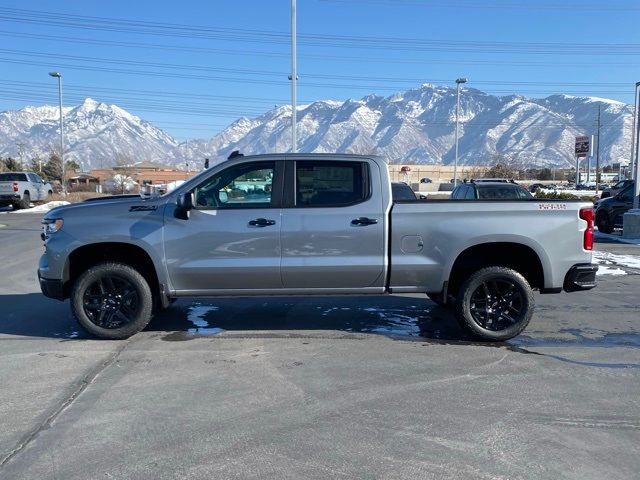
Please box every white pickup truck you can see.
[38,153,597,341]
[0,172,53,209]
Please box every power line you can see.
[1,7,639,55]
[4,29,640,69]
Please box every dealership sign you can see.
[575,136,590,157]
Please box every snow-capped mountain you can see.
[0,85,633,169]
[203,85,633,167]
[0,98,178,169]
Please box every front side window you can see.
[194,162,275,209]
[619,187,633,202]
[295,161,368,207]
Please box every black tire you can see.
[71,262,153,339]
[19,192,31,209]
[596,212,613,234]
[454,266,534,342]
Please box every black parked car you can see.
[594,184,638,233]
[392,182,424,201]
[451,182,533,200]
[600,179,634,199]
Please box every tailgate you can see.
[0,182,14,193]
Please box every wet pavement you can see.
[1,214,639,479]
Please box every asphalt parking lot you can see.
[0,213,639,480]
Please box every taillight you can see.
[12,182,18,193]
[580,207,594,251]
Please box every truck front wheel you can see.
[454,266,534,341]
[71,262,153,339]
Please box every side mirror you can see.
[175,191,194,220]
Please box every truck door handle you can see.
[351,217,378,226]
[248,218,276,227]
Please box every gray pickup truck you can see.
[38,153,597,341]
[0,172,53,209]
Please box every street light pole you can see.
[290,0,297,153]
[453,78,467,186]
[633,81,640,211]
[49,72,66,195]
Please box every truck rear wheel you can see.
[71,262,153,339]
[19,192,31,209]
[454,266,534,341]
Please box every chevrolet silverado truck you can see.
[0,172,53,209]
[38,153,598,341]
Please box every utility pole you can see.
[290,0,297,153]
[453,77,467,186]
[49,72,66,195]
[633,82,640,211]
[16,142,25,167]
[595,105,601,195]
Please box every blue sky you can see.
[1,0,638,141]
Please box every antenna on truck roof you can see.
[228,150,244,160]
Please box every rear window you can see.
[477,185,531,200]
[296,161,368,207]
[0,173,27,182]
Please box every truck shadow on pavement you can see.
[3,294,640,364]
[152,296,468,341]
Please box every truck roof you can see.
[223,152,388,163]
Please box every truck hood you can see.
[44,195,167,220]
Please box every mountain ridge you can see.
[0,85,633,169]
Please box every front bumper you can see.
[564,263,598,292]
[38,271,65,300]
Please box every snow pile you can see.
[15,201,70,214]
[593,250,640,275]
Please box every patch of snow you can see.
[14,201,70,213]
[596,265,627,276]
[593,251,640,270]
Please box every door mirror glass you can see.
[218,190,228,203]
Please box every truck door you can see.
[280,159,386,290]
[28,174,44,200]
[163,160,284,292]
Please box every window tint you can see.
[295,161,368,207]
[477,185,522,200]
[0,173,27,182]
[619,186,633,202]
[194,162,275,209]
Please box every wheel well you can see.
[448,242,544,295]
[65,243,160,298]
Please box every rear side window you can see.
[0,173,27,182]
[478,185,520,200]
[295,161,368,207]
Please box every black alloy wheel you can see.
[455,266,534,341]
[71,262,153,339]
[468,279,524,331]
[82,274,140,329]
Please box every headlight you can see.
[42,218,64,239]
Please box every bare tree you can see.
[111,155,138,194]
[484,153,527,180]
